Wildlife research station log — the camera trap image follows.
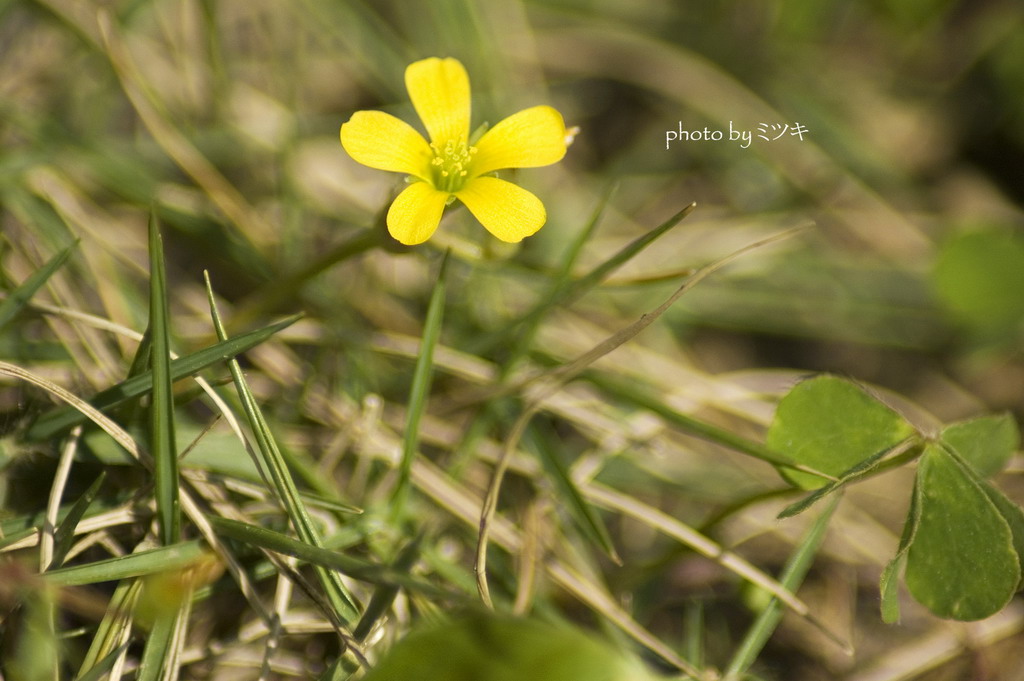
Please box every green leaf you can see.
[148,213,180,545]
[0,239,78,332]
[766,375,916,489]
[976,478,1024,589]
[360,612,653,681]
[933,229,1024,340]
[26,314,302,441]
[879,554,906,625]
[777,435,921,519]
[939,413,1019,478]
[904,445,1019,620]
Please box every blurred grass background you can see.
[2,0,1024,679]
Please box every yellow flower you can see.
[340,57,569,245]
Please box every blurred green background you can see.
[3,0,1024,679]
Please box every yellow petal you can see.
[471,106,567,176]
[387,181,450,245]
[456,176,546,243]
[406,57,470,146]
[340,110,433,179]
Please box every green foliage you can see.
[26,315,302,441]
[769,375,1024,622]
[206,274,361,622]
[49,472,106,569]
[932,229,1024,342]
[723,497,840,680]
[531,423,619,562]
[2,1,1024,679]
[0,240,77,333]
[207,516,445,596]
[148,214,180,546]
[7,584,58,681]
[903,446,1019,620]
[766,375,915,489]
[360,613,653,681]
[940,414,1019,478]
[392,251,449,520]
[44,541,208,587]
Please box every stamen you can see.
[431,140,477,192]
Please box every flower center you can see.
[430,140,477,193]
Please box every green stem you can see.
[723,495,842,680]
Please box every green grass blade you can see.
[353,534,424,641]
[481,186,617,355]
[233,229,380,325]
[316,657,350,681]
[2,497,124,538]
[204,272,360,622]
[682,600,705,667]
[587,371,802,469]
[529,423,619,563]
[0,239,78,331]
[74,642,130,681]
[137,607,187,681]
[77,580,142,677]
[722,495,842,681]
[0,526,38,550]
[452,190,618,472]
[25,314,301,441]
[208,516,447,597]
[555,183,619,284]
[44,540,207,586]
[393,251,448,519]
[148,213,180,545]
[116,326,153,428]
[300,490,363,515]
[126,326,153,379]
[50,471,107,569]
[470,198,691,356]
[554,201,696,305]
